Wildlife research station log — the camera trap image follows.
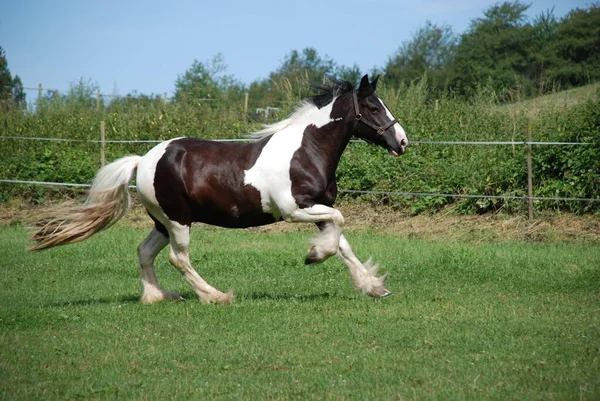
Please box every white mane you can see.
[248,101,318,140]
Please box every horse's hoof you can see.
[165,291,185,301]
[141,290,183,304]
[202,290,235,305]
[368,286,392,298]
[304,247,323,265]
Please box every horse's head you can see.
[352,75,408,156]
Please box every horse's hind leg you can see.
[138,227,183,304]
[167,221,233,304]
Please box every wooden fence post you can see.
[100,121,106,167]
[37,83,42,109]
[527,119,534,220]
[244,92,249,115]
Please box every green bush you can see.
[0,82,598,214]
[532,99,600,213]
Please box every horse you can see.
[29,74,408,304]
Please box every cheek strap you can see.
[352,91,398,135]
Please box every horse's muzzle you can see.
[388,138,408,156]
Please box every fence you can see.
[1,127,598,219]
[3,83,599,217]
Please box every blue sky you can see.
[0,0,591,99]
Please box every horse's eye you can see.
[370,106,380,114]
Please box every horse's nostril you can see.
[400,138,408,147]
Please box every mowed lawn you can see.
[1,223,599,400]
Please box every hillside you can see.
[505,81,600,115]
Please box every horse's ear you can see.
[371,75,380,91]
[358,74,372,97]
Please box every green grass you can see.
[1,223,599,399]
[504,81,600,114]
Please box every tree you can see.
[527,9,560,94]
[35,78,99,111]
[385,21,457,90]
[174,53,245,103]
[11,75,26,109]
[0,48,12,98]
[449,1,532,96]
[271,48,334,84]
[0,47,26,109]
[250,47,363,108]
[551,3,600,87]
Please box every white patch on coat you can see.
[378,96,408,148]
[136,138,182,221]
[244,101,337,218]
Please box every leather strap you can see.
[352,91,398,135]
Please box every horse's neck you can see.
[304,119,355,175]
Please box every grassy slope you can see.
[1,223,599,399]
[504,81,600,114]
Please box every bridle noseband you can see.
[352,91,398,136]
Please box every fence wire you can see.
[1,181,598,203]
[0,135,593,146]
[1,135,598,204]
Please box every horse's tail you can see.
[28,155,142,251]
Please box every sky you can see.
[0,0,592,99]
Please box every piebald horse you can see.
[29,75,408,304]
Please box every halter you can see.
[352,91,398,136]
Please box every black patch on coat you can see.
[153,138,276,228]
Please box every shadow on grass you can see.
[47,291,356,308]
[174,290,352,303]
[47,294,140,308]
[237,291,353,302]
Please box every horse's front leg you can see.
[337,234,391,298]
[302,221,344,264]
[286,206,391,298]
[286,205,343,264]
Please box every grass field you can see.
[503,81,600,116]
[1,222,599,399]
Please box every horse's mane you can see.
[310,77,355,109]
[250,77,355,139]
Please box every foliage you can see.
[0,46,26,110]
[174,53,246,104]
[37,78,100,112]
[551,3,600,87]
[248,48,362,110]
[383,2,600,100]
[449,1,534,97]
[532,99,600,213]
[1,2,600,215]
[1,77,598,213]
[337,80,532,214]
[385,21,457,93]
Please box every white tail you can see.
[29,156,142,251]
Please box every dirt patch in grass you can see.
[4,197,599,244]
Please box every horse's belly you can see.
[192,205,278,228]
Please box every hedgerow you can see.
[0,82,598,214]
